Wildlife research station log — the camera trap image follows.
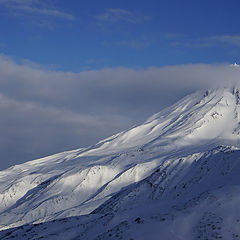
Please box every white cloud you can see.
[183,35,240,49]
[0,0,74,20]
[0,54,240,170]
[95,8,149,25]
[0,0,39,4]
[16,5,74,20]
[209,35,240,47]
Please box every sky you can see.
[1,0,240,169]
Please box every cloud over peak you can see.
[0,54,240,169]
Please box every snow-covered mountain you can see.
[1,87,240,239]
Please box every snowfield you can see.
[1,87,240,239]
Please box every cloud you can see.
[0,54,240,170]
[0,0,38,4]
[15,5,74,20]
[0,86,132,170]
[119,37,154,49]
[183,35,240,49]
[95,8,149,25]
[0,0,74,20]
[208,35,240,47]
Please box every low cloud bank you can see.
[0,54,239,169]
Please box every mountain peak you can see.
[89,87,240,156]
[231,62,240,67]
[1,87,240,239]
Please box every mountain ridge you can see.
[1,87,240,239]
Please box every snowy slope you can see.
[1,86,240,239]
[1,146,240,240]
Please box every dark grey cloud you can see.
[0,93,131,169]
[0,54,240,170]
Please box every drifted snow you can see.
[1,87,240,239]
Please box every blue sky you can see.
[1,0,240,71]
[1,0,240,169]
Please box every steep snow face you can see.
[85,87,240,155]
[1,146,240,240]
[1,87,240,232]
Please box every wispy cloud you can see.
[183,35,240,49]
[95,8,149,25]
[208,35,240,47]
[15,5,74,20]
[119,40,149,49]
[162,33,240,49]
[118,37,155,49]
[0,0,38,4]
[0,0,74,20]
